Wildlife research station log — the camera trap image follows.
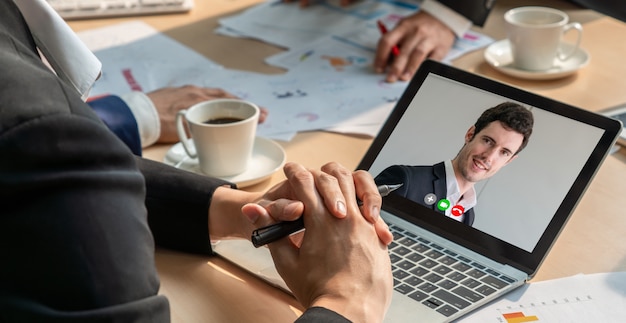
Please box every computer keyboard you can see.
[387,223,515,317]
[47,0,194,20]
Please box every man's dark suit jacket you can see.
[0,2,346,322]
[443,0,626,29]
[375,162,475,226]
[440,0,494,26]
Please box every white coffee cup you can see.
[176,99,260,177]
[504,6,583,71]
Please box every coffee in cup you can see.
[176,99,259,177]
[504,6,583,71]
[203,117,244,124]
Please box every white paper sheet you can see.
[218,0,417,51]
[80,21,223,97]
[458,272,626,323]
[79,0,494,141]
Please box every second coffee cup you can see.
[176,99,260,177]
[505,6,583,71]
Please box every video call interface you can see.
[365,73,606,253]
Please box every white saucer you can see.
[164,137,286,188]
[484,39,590,80]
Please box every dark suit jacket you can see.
[569,0,626,22]
[441,0,626,28]
[439,0,494,26]
[375,162,475,226]
[0,2,344,321]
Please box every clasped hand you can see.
[242,162,393,322]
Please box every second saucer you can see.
[484,39,590,80]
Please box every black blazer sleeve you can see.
[568,0,626,22]
[138,157,233,254]
[437,0,495,26]
[296,307,352,323]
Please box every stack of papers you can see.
[81,0,494,141]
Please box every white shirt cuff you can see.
[120,92,160,148]
[421,0,473,38]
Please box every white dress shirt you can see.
[421,0,473,38]
[443,160,477,222]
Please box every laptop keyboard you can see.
[47,0,194,20]
[388,223,516,317]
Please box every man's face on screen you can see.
[453,121,523,185]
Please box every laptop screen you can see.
[358,60,621,275]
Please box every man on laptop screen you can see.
[375,102,534,227]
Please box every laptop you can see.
[213,60,622,322]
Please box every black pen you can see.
[251,183,403,248]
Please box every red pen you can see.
[376,20,400,57]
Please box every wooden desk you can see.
[69,1,626,321]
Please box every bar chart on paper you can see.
[501,311,539,323]
[458,272,626,323]
[492,294,597,322]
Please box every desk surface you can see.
[69,1,626,321]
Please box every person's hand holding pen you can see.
[374,11,455,83]
[245,162,393,323]
[241,162,394,247]
[251,181,401,247]
[377,20,400,61]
